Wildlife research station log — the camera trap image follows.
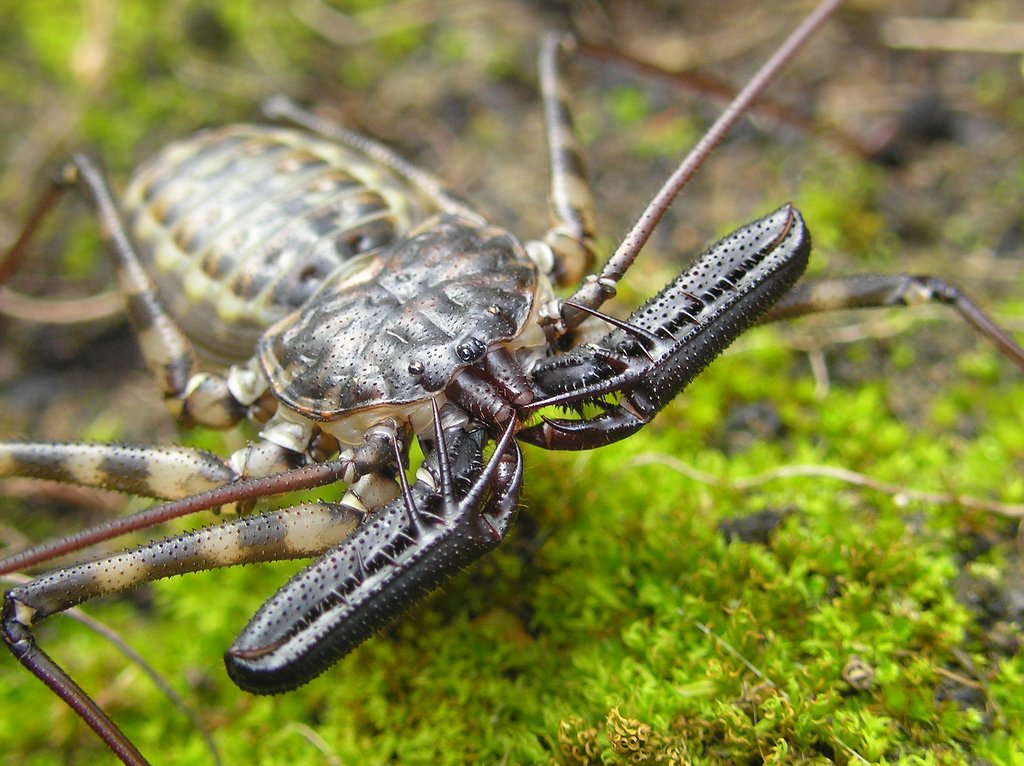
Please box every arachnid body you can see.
[2,1,1023,763]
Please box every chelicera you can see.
[1,1,1023,763]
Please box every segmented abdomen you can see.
[123,125,430,366]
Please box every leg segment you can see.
[538,33,598,287]
[3,501,363,766]
[7,503,363,620]
[0,458,353,576]
[0,424,414,576]
[761,274,1024,369]
[68,155,246,427]
[3,156,245,429]
[0,442,235,500]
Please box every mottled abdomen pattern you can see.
[124,125,430,366]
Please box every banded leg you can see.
[0,425,414,584]
[2,419,519,766]
[0,432,419,580]
[0,442,235,501]
[0,458,359,576]
[761,274,1024,369]
[3,156,245,429]
[538,33,598,287]
[3,501,364,766]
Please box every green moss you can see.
[797,157,893,267]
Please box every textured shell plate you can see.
[258,215,538,420]
[123,124,428,367]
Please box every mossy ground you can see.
[1,1,1022,764]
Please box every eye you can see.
[455,337,487,363]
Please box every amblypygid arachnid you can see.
[2,1,1023,763]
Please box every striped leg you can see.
[538,33,598,287]
[2,501,363,766]
[2,419,520,766]
[762,274,1024,369]
[6,502,363,622]
[3,156,244,430]
[0,425,413,579]
[0,442,235,500]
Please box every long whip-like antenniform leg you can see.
[521,206,811,449]
[2,418,520,765]
[556,0,845,333]
[2,501,365,766]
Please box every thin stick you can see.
[629,453,1024,517]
